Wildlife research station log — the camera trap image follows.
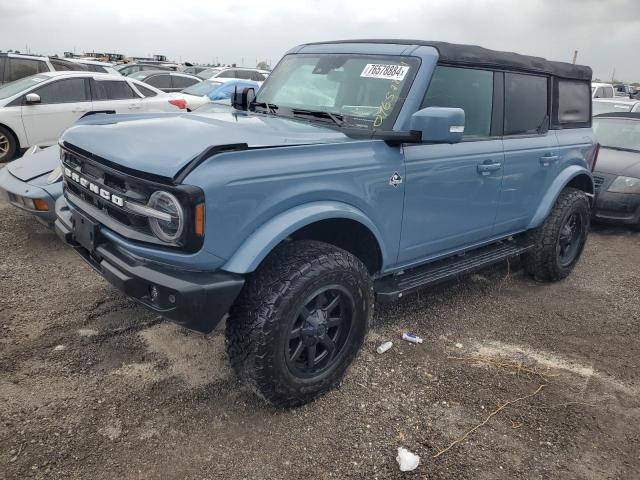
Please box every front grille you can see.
[593,175,605,194]
[60,143,205,253]
[62,148,156,236]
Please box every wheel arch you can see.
[222,201,387,275]
[527,166,594,229]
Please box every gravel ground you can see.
[0,199,639,479]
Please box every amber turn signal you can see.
[33,199,49,211]
[194,203,205,236]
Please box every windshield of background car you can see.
[197,69,223,80]
[255,54,420,130]
[0,75,48,99]
[182,80,223,96]
[593,118,640,152]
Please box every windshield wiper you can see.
[250,101,278,114]
[290,108,344,127]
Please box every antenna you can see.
[571,50,578,64]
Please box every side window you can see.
[93,80,137,100]
[251,71,266,81]
[504,73,548,135]
[235,70,252,80]
[146,75,171,89]
[594,87,603,99]
[603,87,614,98]
[33,78,88,104]
[8,58,47,82]
[50,59,77,71]
[171,75,198,89]
[134,83,157,97]
[217,70,235,79]
[422,66,493,137]
[555,80,590,125]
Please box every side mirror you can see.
[25,93,41,105]
[231,87,255,111]
[410,107,465,144]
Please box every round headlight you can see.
[147,191,184,243]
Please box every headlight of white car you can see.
[608,175,640,194]
[47,166,63,184]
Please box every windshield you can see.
[593,117,640,152]
[255,54,419,130]
[198,68,223,80]
[182,80,223,96]
[0,75,48,100]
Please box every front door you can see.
[398,65,504,266]
[21,77,92,146]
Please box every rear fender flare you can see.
[222,201,386,274]
[528,165,594,229]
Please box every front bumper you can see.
[55,199,245,333]
[592,172,640,226]
[0,166,60,226]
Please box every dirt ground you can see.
[1,199,639,480]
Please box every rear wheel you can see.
[0,126,17,163]
[225,240,373,408]
[522,187,590,281]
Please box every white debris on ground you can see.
[455,342,463,349]
[396,447,420,472]
[402,332,423,344]
[53,345,66,351]
[377,341,393,354]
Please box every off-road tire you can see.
[225,240,374,408]
[522,187,590,282]
[0,126,17,163]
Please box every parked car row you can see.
[0,71,187,161]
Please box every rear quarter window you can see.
[504,73,548,135]
[555,80,590,125]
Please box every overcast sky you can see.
[1,0,638,81]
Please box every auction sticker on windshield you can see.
[360,64,409,81]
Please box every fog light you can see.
[149,285,159,303]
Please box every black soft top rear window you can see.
[552,78,591,128]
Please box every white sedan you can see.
[0,71,188,162]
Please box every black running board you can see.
[375,240,534,302]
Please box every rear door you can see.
[20,77,92,146]
[493,72,559,234]
[91,77,143,112]
[399,66,504,265]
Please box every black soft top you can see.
[304,39,592,81]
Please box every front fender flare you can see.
[222,201,387,274]
[527,165,594,229]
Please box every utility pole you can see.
[611,68,616,83]
[571,50,578,64]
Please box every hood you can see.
[60,111,353,179]
[7,146,60,182]
[595,147,640,178]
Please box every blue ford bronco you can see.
[55,40,597,407]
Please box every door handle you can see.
[539,155,559,166]
[477,162,502,175]
[71,108,88,113]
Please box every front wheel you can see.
[522,187,590,282]
[225,240,374,408]
[0,126,17,163]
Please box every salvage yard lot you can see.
[0,199,638,479]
